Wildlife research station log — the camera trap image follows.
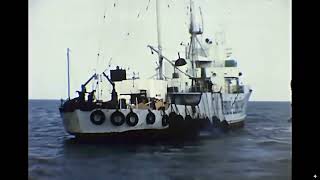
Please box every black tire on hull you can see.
[110,111,126,126]
[168,112,177,127]
[90,110,106,125]
[168,112,183,128]
[176,115,184,121]
[146,111,156,124]
[184,115,199,138]
[185,115,197,129]
[168,113,185,137]
[162,114,169,126]
[185,115,193,121]
[168,112,177,121]
[126,112,139,126]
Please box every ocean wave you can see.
[29,156,59,166]
[29,167,57,179]
[256,140,290,146]
[276,158,291,163]
[262,127,277,131]
[227,157,258,163]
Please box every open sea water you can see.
[28,100,292,180]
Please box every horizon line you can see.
[28,98,291,102]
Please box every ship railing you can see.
[189,84,212,92]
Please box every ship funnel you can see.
[175,52,186,67]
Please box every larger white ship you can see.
[59,0,252,141]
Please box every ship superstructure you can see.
[59,0,252,140]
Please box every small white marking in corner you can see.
[314,174,317,179]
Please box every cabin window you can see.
[225,77,240,93]
[225,60,237,67]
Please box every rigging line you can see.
[119,0,151,57]
[163,74,170,80]
[102,0,108,21]
[103,10,107,20]
[148,74,157,79]
[232,93,239,106]
[137,0,151,20]
[102,1,113,35]
[101,1,118,68]
[174,104,180,115]
[195,36,208,57]
[167,0,175,8]
[96,50,100,73]
[96,1,110,71]
[113,0,118,8]
[182,0,188,28]
[105,0,117,24]
[103,0,150,66]
[137,0,153,22]
[146,0,151,11]
[96,4,107,73]
[96,35,101,73]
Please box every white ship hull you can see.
[60,109,168,135]
[60,91,251,139]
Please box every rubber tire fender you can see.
[90,110,106,125]
[110,111,125,126]
[162,114,169,126]
[126,112,139,126]
[146,111,156,124]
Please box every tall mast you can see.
[189,0,197,77]
[67,48,71,100]
[156,0,163,80]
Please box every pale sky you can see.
[29,0,291,101]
